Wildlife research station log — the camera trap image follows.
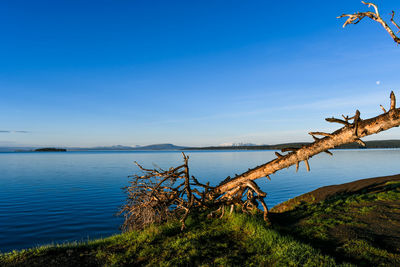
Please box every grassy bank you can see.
[1,212,344,266]
[1,175,400,266]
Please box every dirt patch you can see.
[271,174,400,213]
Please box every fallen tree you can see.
[120,2,400,231]
[120,92,400,230]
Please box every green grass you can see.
[273,180,400,266]
[0,211,352,267]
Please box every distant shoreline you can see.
[34,148,67,152]
[2,140,400,152]
[183,140,400,151]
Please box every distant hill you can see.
[133,144,187,150]
[184,140,400,150]
[70,144,187,151]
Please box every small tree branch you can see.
[338,2,400,44]
[309,132,333,137]
[391,11,400,33]
[325,117,350,126]
[304,159,310,172]
[281,147,299,153]
[355,138,366,147]
[391,91,396,110]
[363,2,379,16]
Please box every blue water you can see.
[1,149,400,252]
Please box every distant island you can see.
[34,148,67,152]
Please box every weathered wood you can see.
[338,1,400,44]
[391,91,396,110]
[392,11,400,33]
[355,139,366,147]
[214,92,400,195]
[309,132,333,137]
[325,117,350,126]
[304,159,310,172]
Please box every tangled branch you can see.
[338,1,400,44]
[119,153,214,230]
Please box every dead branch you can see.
[281,147,299,153]
[213,91,400,196]
[309,132,333,137]
[304,159,310,172]
[355,138,366,147]
[391,91,396,110]
[325,117,350,127]
[119,152,211,231]
[391,11,400,33]
[338,1,400,44]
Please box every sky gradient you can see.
[1,0,400,147]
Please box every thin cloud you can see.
[141,91,390,127]
[0,130,30,133]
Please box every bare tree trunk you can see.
[214,92,399,196]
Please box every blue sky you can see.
[1,0,400,147]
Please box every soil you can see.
[271,174,400,212]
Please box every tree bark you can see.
[214,92,400,197]
[338,1,400,44]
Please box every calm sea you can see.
[1,149,400,252]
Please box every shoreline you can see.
[1,173,399,265]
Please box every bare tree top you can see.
[338,1,400,44]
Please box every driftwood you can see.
[338,1,400,44]
[120,91,400,230]
[120,2,400,231]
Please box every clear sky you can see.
[1,0,400,147]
